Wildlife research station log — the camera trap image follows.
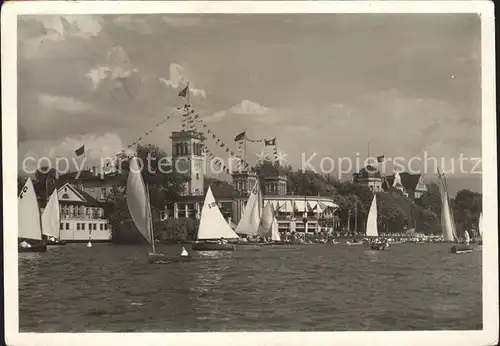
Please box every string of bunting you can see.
[202,144,232,175]
[102,107,182,169]
[191,112,251,170]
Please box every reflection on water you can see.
[19,243,482,332]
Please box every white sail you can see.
[271,217,281,241]
[464,230,470,241]
[126,156,153,245]
[235,179,262,236]
[437,171,457,242]
[42,189,60,239]
[478,213,483,237]
[366,195,379,237]
[257,202,274,238]
[18,177,42,241]
[197,186,239,240]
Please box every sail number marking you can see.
[208,202,217,209]
[19,186,28,199]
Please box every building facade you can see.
[171,130,205,196]
[55,183,112,242]
[384,172,427,199]
[352,165,384,192]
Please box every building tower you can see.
[171,130,205,196]
[232,171,258,195]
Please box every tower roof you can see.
[356,165,382,178]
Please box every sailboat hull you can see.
[450,245,474,254]
[192,242,235,251]
[19,243,47,253]
[148,253,193,264]
[46,239,67,246]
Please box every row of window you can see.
[59,222,108,231]
[175,142,204,156]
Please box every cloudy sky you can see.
[17,14,482,193]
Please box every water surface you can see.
[19,243,482,332]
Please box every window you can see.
[196,173,199,180]
[77,223,80,230]
[82,223,86,230]
[94,224,97,230]
[60,223,64,230]
[62,193,69,199]
[66,223,69,230]
[104,224,108,230]
[100,224,104,230]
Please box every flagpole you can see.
[243,130,247,171]
[367,142,371,161]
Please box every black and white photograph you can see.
[2,1,498,345]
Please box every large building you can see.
[40,183,112,242]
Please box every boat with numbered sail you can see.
[235,179,263,244]
[42,189,66,246]
[366,194,388,251]
[126,156,192,263]
[437,169,473,254]
[191,186,239,251]
[18,178,47,253]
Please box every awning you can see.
[307,200,318,210]
[294,200,307,212]
[277,200,293,213]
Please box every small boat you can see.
[364,195,386,250]
[450,244,474,254]
[438,169,473,254]
[42,189,66,246]
[127,156,193,262]
[234,179,262,238]
[477,212,483,245]
[255,202,283,246]
[18,178,47,253]
[191,186,239,251]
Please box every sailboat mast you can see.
[146,183,155,253]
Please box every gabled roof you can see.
[57,183,103,207]
[385,172,423,191]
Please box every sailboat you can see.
[42,189,66,246]
[192,186,239,251]
[258,202,285,245]
[235,179,262,241]
[365,194,387,251]
[477,212,483,245]
[437,169,473,254]
[18,177,47,253]
[126,156,192,263]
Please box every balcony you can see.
[60,214,106,221]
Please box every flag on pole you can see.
[234,131,246,142]
[377,155,385,163]
[75,145,85,156]
[265,137,276,146]
[178,83,189,98]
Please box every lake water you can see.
[19,243,482,332]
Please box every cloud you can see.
[37,93,96,114]
[86,45,138,89]
[19,16,102,60]
[18,132,126,174]
[159,63,206,98]
[203,100,270,123]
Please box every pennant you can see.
[178,84,189,97]
[265,137,276,146]
[234,131,246,142]
[377,155,385,163]
[75,145,85,156]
